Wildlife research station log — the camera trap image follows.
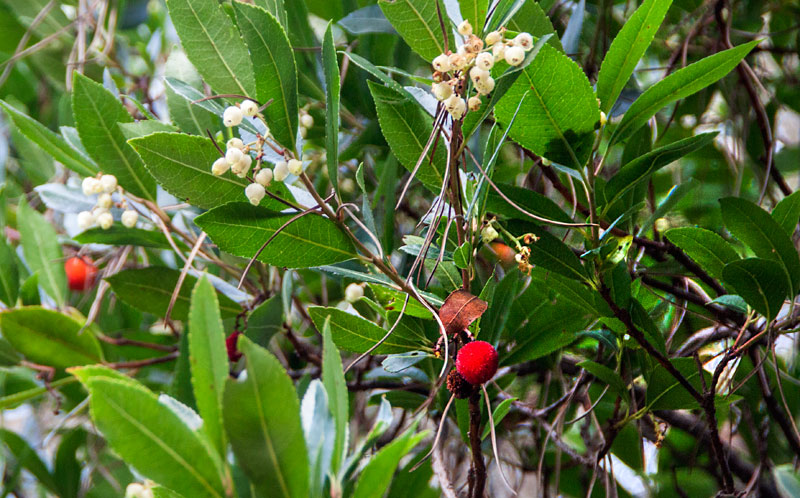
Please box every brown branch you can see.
[468,389,487,498]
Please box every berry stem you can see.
[468,389,486,498]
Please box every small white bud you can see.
[226,138,244,150]
[225,147,243,165]
[232,153,253,178]
[96,193,113,209]
[97,211,114,230]
[432,53,452,72]
[541,157,552,166]
[468,96,482,112]
[481,225,499,244]
[344,283,364,303]
[212,157,230,176]
[514,32,534,51]
[100,174,118,193]
[273,161,289,182]
[287,159,303,176]
[514,253,524,263]
[255,168,273,187]
[492,42,506,61]
[475,76,495,95]
[121,210,138,228]
[470,66,490,86]
[475,52,494,71]
[448,53,466,71]
[240,100,259,117]
[77,211,95,230]
[600,111,608,126]
[457,20,472,36]
[245,183,266,206]
[82,177,99,196]
[432,81,453,101]
[223,106,243,127]
[125,483,153,498]
[504,46,525,66]
[300,114,314,128]
[299,126,308,139]
[485,31,502,46]
[444,94,466,120]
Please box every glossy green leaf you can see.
[771,190,800,236]
[611,40,759,144]
[378,0,453,62]
[73,226,175,250]
[352,425,427,498]
[481,397,516,440]
[603,133,717,210]
[130,133,283,211]
[723,258,788,320]
[664,227,739,280]
[0,307,103,368]
[71,73,156,201]
[773,464,800,498]
[495,42,599,168]
[322,22,340,195]
[596,0,673,113]
[453,241,471,270]
[578,360,629,402]
[244,295,283,345]
[188,277,229,456]
[460,0,489,34]
[720,197,800,295]
[0,237,19,307]
[17,200,66,306]
[369,81,446,192]
[233,2,298,149]
[224,336,309,498]
[507,1,560,49]
[527,227,589,281]
[485,183,573,223]
[166,0,256,96]
[118,120,178,141]
[195,203,357,268]
[308,306,422,354]
[0,428,59,493]
[321,317,348,473]
[106,268,242,321]
[81,377,227,497]
[166,84,219,136]
[0,100,98,177]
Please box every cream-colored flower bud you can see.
[514,32,534,51]
[476,76,495,95]
[233,153,253,178]
[97,211,114,230]
[96,193,113,209]
[121,210,138,228]
[445,94,466,120]
[468,96,482,112]
[448,53,466,71]
[485,31,502,46]
[222,106,243,127]
[470,66,490,86]
[77,211,95,230]
[492,42,506,61]
[432,53,452,72]
[457,20,472,36]
[240,100,259,117]
[100,174,118,193]
[273,161,289,182]
[255,168,273,187]
[300,113,314,128]
[475,52,494,71]
[481,225,499,244]
[288,159,303,176]
[245,183,266,206]
[432,81,453,101]
[225,147,243,165]
[504,46,525,66]
[344,283,364,303]
[212,157,230,176]
[226,138,244,150]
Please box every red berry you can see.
[64,256,97,291]
[226,332,242,362]
[456,341,498,385]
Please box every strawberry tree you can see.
[1,0,800,496]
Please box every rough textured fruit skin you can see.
[226,331,242,362]
[64,256,97,291]
[447,369,474,399]
[456,341,498,385]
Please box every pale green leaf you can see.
[321,317,348,473]
[460,0,489,34]
[322,22,340,196]
[17,200,66,306]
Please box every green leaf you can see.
[322,22,340,195]
[720,197,800,295]
[481,397,516,440]
[630,299,667,354]
[118,121,178,141]
[73,226,175,250]
[495,42,599,168]
[596,0,673,113]
[722,258,788,320]
[352,425,427,498]
[166,84,219,136]
[0,100,98,177]
[308,306,423,354]
[0,428,59,493]
[0,307,103,368]
[244,294,284,345]
[460,0,489,34]
[611,40,759,144]
[166,0,256,97]
[378,0,453,62]
[507,1,560,49]
[773,464,800,498]
[224,336,309,498]
[453,241,471,270]
[646,357,709,410]
[481,269,522,343]
[71,73,157,201]
[0,237,19,307]
[527,227,589,281]
[130,132,285,211]
[664,227,739,280]
[188,276,229,456]
[603,133,718,210]
[17,200,66,306]
[578,360,629,402]
[195,203,357,268]
[771,190,800,236]
[321,317,348,473]
[106,268,242,321]
[233,2,298,150]
[369,81,446,192]
[485,183,573,223]
[81,377,226,497]
[636,180,699,237]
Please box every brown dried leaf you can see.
[439,289,488,335]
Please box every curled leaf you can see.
[439,289,488,336]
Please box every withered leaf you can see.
[439,289,488,335]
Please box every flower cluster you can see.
[299,107,314,138]
[78,174,138,230]
[431,23,534,119]
[513,233,540,275]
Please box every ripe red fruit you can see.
[64,256,97,291]
[226,331,242,362]
[456,340,498,385]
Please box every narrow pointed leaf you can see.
[322,22,341,196]
[321,317,348,473]
[17,200,67,306]
[0,238,19,307]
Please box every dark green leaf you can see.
[527,227,590,281]
[460,0,489,34]
[322,22,340,195]
[485,183,573,223]
[378,0,453,61]
[578,360,629,402]
[73,226,175,249]
[722,258,788,320]
[771,191,800,236]
[664,227,739,280]
[0,237,19,307]
[352,424,427,498]
[308,306,423,354]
